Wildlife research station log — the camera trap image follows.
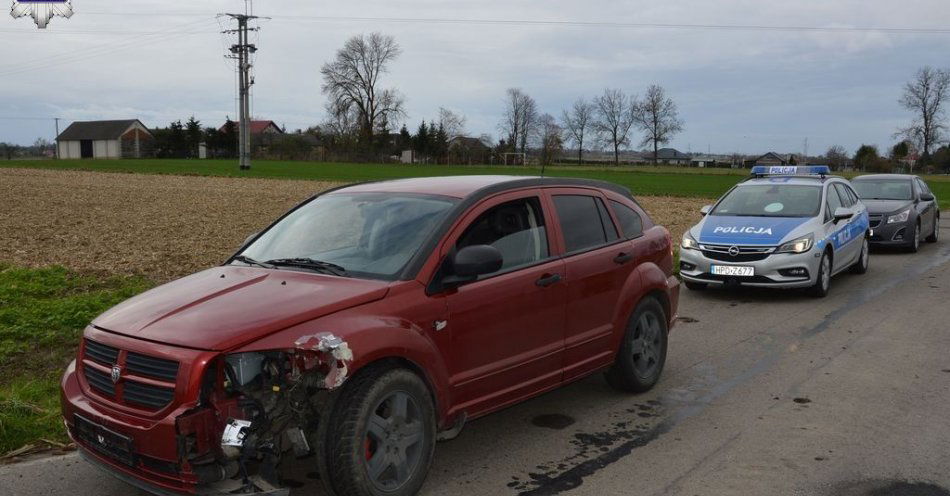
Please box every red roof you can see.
[218,120,283,134]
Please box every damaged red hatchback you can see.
[60,176,679,496]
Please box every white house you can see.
[56,119,153,159]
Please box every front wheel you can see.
[326,368,437,496]
[851,237,869,274]
[926,216,939,243]
[606,298,668,393]
[809,250,831,298]
[907,223,920,253]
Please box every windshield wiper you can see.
[232,255,274,268]
[264,258,349,277]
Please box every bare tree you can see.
[500,88,538,156]
[561,98,596,165]
[633,84,684,165]
[898,66,950,159]
[320,32,406,145]
[536,113,564,166]
[593,88,637,166]
[438,108,467,140]
[825,145,849,170]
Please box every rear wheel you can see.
[326,368,436,496]
[606,298,668,393]
[684,281,707,291]
[809,250,832,298]
[926,215,939,243]
[851,237,869,274]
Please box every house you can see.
[56,119,153,159]
[448,136,492,164]
[218,120,284,136]
[654,148,690,165]
[690,155,718,168]
[753,152,788,166]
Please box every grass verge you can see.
[0,263,152,454]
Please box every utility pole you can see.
[54,117,60,159]
[222,13,260,171]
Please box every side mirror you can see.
[452,245,503,278]
[921,193,935,202]
[700,205,712,216]
[833,207,853,223]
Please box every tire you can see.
[326,367,437,496]
[907,223,920,253]
[809,250,832,298]
[606,298,668,393]
[684,281,708,291]
[926,215,939,243]
[851,236,869,274]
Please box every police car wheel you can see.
[809,251,831,298]
[851,237,869,275]
[605,298,668,393]
[684,281,707,291]
[907,223,920,253]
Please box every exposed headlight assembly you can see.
[887,209,910,224]
[681,232,699,250]
[777,235,814,254]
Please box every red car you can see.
[60,176,679,496]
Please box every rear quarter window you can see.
[553,195,614,253]
[609,200,643,239]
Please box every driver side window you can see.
[825,185,844,223]
[456,197,550,276]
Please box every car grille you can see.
[82,339,178,411]
[700,243,774,263]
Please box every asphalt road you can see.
[3,217,950,496]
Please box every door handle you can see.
[614,252,634,264]
[535,273,562,287]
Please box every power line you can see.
[73,11,950,35]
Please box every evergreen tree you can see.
[413,121,430,159]
[434,123,449,164]
[397,124,412,150]
[185,116,202,158]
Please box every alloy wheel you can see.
[631,311,662,376]
[364,391,425,492]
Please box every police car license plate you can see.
[711,265,755,277]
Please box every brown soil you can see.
[0,168,709,281]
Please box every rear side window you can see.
[553,195,616,253]
[610,200,643,239]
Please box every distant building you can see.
[690,155,718,168]
[56,119,153,159]
[753,152,788,166]
[654,148,690,165]
[218,120,284,136]
[448,136,492,164]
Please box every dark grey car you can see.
[851,174,939,252]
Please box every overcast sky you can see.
[2,0,949,155]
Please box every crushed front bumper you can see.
[679,247,821,288]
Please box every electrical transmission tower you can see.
[221,12,261,170]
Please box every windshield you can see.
[711,184,822,217]
[239,193,457,280]
[852,180,913,201]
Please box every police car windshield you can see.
[852,180,913,201]
[711,184,822,217]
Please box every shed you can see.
[56,120,153,159]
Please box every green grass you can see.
[0,263,152,454]
[0,159,745,199]
[4,158,949,208]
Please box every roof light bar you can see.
[750,165,831,176]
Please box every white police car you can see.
[679,166,870,297]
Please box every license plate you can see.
[74,414,135,466]
[711,265,755,277]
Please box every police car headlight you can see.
[681,232,699,250]
[887,209,910,224]
[777,235,813,254]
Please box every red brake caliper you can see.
[365,438,374,461]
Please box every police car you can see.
[679,166,870,297]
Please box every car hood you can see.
[696,215,812,245]
[861,199,913,215]
[92,266,390,351]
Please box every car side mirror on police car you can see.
[700,205,712,216]
[833,207,853,223]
